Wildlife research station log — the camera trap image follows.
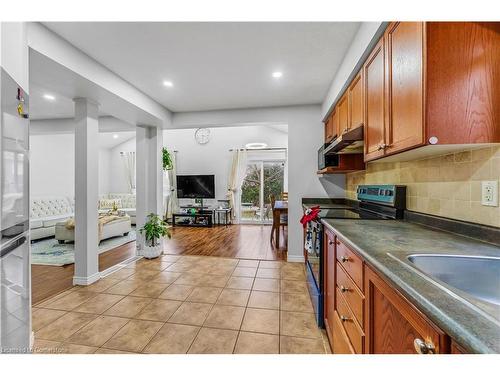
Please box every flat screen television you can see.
[176,175,215,199]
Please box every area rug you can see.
[31,230,136,266]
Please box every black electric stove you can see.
[305,184,407,327]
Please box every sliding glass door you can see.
[240,160,284,224]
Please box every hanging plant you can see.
[162,147,173,171]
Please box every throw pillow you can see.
[99,198,122,210]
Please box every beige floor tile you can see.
[74,277,120,293]
[165,262,196,273]
[232,267,257,277]
[36,312,97,342]
[57,343,98,354]
[102,296,152,318]
[32,339,64,354]
[206,265,236,276]
[95,347,134,354]
[241,308,279,335]
[136,261,171,272]
[43,290,97,311]
[203,305,245,330]
[256,268,281,279]
[73,293,124,314]
[35,289,73,308]
[126,269,159,281]
[248,291,280,310]
[158,284,194,301]
[280,336,326,354]
[32,308,67,331]
[129,283,169,298]
[280,311,321,338]
[105,279,143,295]
[216,289,250,307]
[188,327,238,354]
[226,276,254,290]
[200,274,230,288]
[186,287,223,303]
[238,259,260,268]
[168,301,212,326]
[150,271,181,284]
[234,331,279,354]
[253,278,280,292]
[259,261,283,269]
[280,293,313,312]
[142,323,200,354]
[160,254,182,263]
[281,280,308,294]
[67,315,129,347]
[102,319,163,353]
[173,272,206,286]
[281,266,306,281]
[106,268,136,280]
[135,299,182,322]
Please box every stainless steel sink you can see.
[407,254,500,307]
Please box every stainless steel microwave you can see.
[318,144,338,170]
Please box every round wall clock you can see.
[194,128,211,145]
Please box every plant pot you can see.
[142,244,162,259]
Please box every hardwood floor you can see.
[31,241,136,305]
[32,224,286,305]
[163,224,287,260]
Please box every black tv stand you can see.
[172,209,213,228]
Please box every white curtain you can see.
[165,151,179,219]
[121,152,136,194]
[227,149,247,222]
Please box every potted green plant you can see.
[139,213,170,259]
[162,147,173,171]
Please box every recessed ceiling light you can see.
[245,142,268,150]
[163,80,174,87]
[43,94,56,101]
[272,71,283,78]
[113,134,119,139]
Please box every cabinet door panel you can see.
[364,38,386,161]
[338,94,349,136]
[385,22,425,154]
[364,265,448,354]
[349,72,364,130]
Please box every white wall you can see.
[172,105,345,262]
[1,22,29,91]
[30,133,111,198]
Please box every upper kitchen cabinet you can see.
[337,93,349,137]
[348,71,363,131]
[364,21,500,162]
[364,38,386,161]
[324,110,337,143]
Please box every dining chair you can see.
[270,194,288,247]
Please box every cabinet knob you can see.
[341,256,350,263]
[340,315,351,322]
[413,338,436,354]
[340,285,350,293]
[328,240,334,245]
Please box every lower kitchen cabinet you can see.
[364,265,449,354]
[324,231,452,354]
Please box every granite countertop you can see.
[320,218,500,353]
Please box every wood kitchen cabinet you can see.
[348,71,363,131]
[324,110,338,143]
[337,93,349,137]
[324,232,452,354]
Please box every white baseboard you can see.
[73,272,101,285]
[286,255,305,263]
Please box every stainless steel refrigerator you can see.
[0,67,31,353]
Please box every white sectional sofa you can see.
[30,197,74,241]
[30,193,137,241]
[98,193,136,224]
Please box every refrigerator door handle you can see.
[0,234,27,258]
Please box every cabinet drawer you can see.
[336,288,365,353]
[336,261,364,327]
[332,310,355,354]
[336,239,364,291]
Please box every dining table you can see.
[272,200,288,249]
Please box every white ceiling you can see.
[43,22,360,112]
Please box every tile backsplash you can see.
[346,146,500,228]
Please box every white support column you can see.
[73,98,100,285]
[136,125,163,255]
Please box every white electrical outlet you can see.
[481,180,498,207]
